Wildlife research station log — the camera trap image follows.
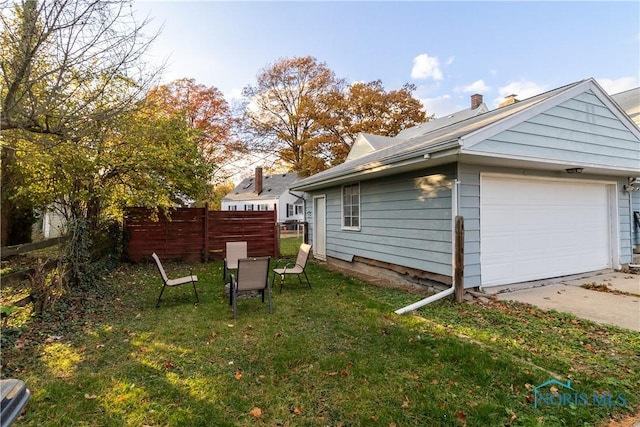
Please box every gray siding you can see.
[306,165,456,276]
[459,164,633,287]
[469,91,640,170]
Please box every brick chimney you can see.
[471,94,483,110]
[254,167,263,195]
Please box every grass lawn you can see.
[1,246,639,426]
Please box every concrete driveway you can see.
[484,270,640,332]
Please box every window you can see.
[295,205,303,215]
[342,183,360,229]
[286,203,293,217]
[258,204,269,211]
[228,205,237,211]
[244,204,254,211]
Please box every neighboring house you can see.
[222,167,304,224]
[291,79,640,290]
[32,204,68,239]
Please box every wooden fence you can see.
[124,207,279,262]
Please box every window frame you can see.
[341,182,361,231]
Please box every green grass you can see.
[1,259,638,426]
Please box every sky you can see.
[133,1,640,119]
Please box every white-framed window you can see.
[244,204,254,211]
[286,203,293,217]
[295,205,303,215]
[342,182,360,230]
[228,205,237,211]
[258,204,269,211]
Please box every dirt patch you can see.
[604,411,640,427]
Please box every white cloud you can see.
[596,76,638,95]
[445,56,455,66]
[493,80,547,107]
[411,54,443,81]
[419,94,464,118]
[454,80,490,93]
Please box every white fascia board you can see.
[460,79,596,149]
[460,150,640,176]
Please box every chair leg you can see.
[232,287,237,319]
[303,271,311,289]
[267,284,272,314]
[156,284,166,308]
[192,280,199,304]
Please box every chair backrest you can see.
[151,253,169,283]
[296,243,312,268]
[236,257,270,291]
[226,241,248,269]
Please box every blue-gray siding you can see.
[305,166,456,277]
[468,91,639,170]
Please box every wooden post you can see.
[454,215,464,303]
[203,203,209,262]
[274,203,279,257]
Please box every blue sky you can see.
[134,1,639,117]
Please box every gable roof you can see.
[291,78,640,192]
[223,172,299,202]
[611,87,640,127]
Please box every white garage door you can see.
[480,175,612,287]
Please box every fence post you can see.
[454,215,464,303]
[273,204,279,257]
[203,203,209,262]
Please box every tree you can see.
[241,56,344,177]
[146,78,243,179]
[241,57,429,176]
[0,0,160,245]
[317,80,429,165]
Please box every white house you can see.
[222,167,304,225]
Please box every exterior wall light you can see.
[565,168,584,174]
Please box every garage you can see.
[480,174,614,287]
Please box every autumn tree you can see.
[241,57,429,176]
[318,80,429,165]
[241,56,344,177]
[146,78,243,180]
[0,0,160,245]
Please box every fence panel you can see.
[124,207,278,262]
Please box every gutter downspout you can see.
[395,178,460,315]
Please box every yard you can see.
[1,242,639,426]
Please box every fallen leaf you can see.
[401,396,410,408]
[455,410,467,423]
[84,394,97,399]
[340,370,348,377]
[249,407,262,418]
[164,360,174,370]
[524,383,533,390]
[234,370,243,380]
[550,386,558,395]
[292,406,302,414]
[328,372,338,376]
[96,344,105,349]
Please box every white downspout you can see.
[395,179,460,315]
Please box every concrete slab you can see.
[487,271,640,332]
[562,272,640,295]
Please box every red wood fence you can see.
[124,207,278,262]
